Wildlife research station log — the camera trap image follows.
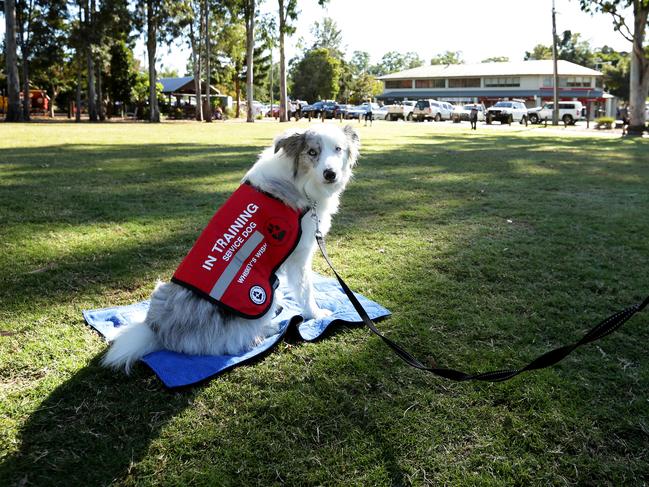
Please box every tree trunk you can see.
[626,2,648,136]
[189,19,203,122]
[245,0,256,123]
[86,48,98,121]
[4,0,22,122]
[147,0,160,122]
[278,0,288,122]
[21,49,31,120]
[204,0,212,123]
[49,84,58,118]
[76,58,82,122]
[97,67,105,121]
[235,71,241,118]
[84,0,98,122]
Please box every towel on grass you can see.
[83,273,390,388]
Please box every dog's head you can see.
[273,125,360,200]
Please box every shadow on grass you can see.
[1,133,648,485]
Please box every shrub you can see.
[595,116,614,129]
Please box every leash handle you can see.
[315,233,648,382]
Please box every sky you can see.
[142,0,633,75]
[0,0,632,74]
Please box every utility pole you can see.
[551,0,559,125]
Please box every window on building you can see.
[543,76,592,88]
[566,76,591,87]
[484,77,520,87]
[384,79,412,89]
[448,78,481,88]
[415,79,445,88]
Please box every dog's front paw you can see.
[305,307,333,321]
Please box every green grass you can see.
[1,120,648,486]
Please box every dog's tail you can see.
[101,320,160,374]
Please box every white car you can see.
[486,100,528,125]
[452,104,486,122]
[386,100,417,121]
[373,105,389,120]
[528,101,584,125]
[413,99,453,122]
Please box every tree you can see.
[310,16,343,58]
[104,38,137,116]
[213,13,246,116]
[374,51,423,75]
[137,0,174,122]
[242,0,256,122]
[524,44,553,60]
[430,50,464,65]
[276,0,328,121]
[4,0,23,121]
[481,56,510,63]
[349,50,370,74]
[596,45,631,99]
[579,0,649,135]
[347,72,382,104]
[291,47,341,101]
[176,0,206,121]
[557,30,596,67]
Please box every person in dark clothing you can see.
[364,99,373,126]
[469,104,478,130]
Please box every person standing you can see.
[364,99,373,127]
[469,104,478,130]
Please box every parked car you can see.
[374,105,389,120]
[345,102,382,120]
[301,100,340,118]
[337,104,354,118]
[386,100,417,121]
[412,99,453,122]
[240,100,267,117]
[270,101,299,119]
[527,101,584,125]
[452,103,486,123]
[486,100,528,124]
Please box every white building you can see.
[377,60,606,111]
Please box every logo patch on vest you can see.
[171,184,304,318]
[249,285,267,305]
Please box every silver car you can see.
[413,99,453,122]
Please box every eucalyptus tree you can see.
[3,0,23,121]
[580,0,649,135]
[276,1,328,121]
[242,0,257,122]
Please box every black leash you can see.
[315,231,648,382]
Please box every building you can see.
[158,76,231,109]
[377,60,607,111]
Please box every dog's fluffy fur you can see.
[102,124,360,373]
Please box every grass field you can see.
[1,120,648,486]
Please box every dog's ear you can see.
[274,131,306,158]
[343,125,361,166]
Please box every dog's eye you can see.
[307,149,317,156]
[335,146,342,152]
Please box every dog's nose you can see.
[323,169,337,182]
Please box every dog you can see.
[101,124,360,373]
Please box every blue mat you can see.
[83,273,391,388]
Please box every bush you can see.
[595,116,614,129]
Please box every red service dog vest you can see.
[172,184,304,318]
